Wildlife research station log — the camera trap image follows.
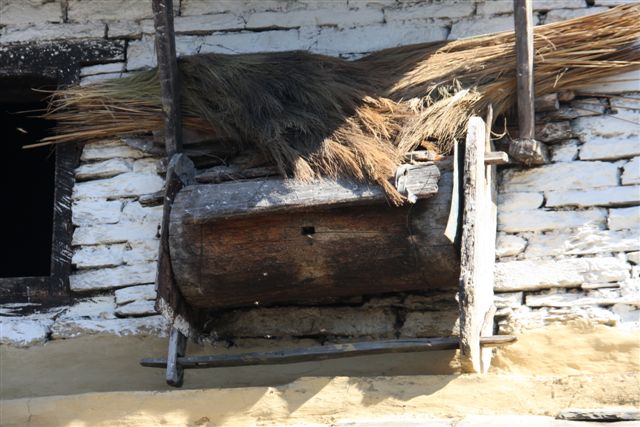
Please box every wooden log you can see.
[141,335,517,369]
[534,93,560,112]
[459,116,498,374]
[169,161,461,309]
[175,163,440,224]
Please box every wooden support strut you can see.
[509,0,548,165]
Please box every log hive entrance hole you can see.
[0,77,57,278]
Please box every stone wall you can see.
[494,88,640,334]
[1,0,639,347]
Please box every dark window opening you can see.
[0,77,57,278]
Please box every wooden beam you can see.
[484,151,509,165]
[141,336,517,369]
[173,163,440,224]
[152,0,182,157]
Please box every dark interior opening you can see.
[0,77,57,278]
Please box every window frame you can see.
[0,39,126,306]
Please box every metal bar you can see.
[513,0,535,140]
[152,0,182,157]
[141,336,517,369]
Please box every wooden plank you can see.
[141,336,517,369]
[195,164,278,184]
[173,163,440,224]
[484,151,509,165]
[165,327,187,387]
[169,164,459,310]
[152,0,182,157]
[514,0,535,140]
[458,116,498,374]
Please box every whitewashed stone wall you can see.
[2,0,639,347]
[495,88,640,334]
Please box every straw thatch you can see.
[39,5,640,204]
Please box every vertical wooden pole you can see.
[152,0,190,387]
[514,0,535,140]
[509,0,548,165]
[152,0,182,157]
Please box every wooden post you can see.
[152,0,190,387]
[152,0,182,157]
[510,0,548,166]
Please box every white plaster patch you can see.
[59,296,117,320]
[449,15,513,39]
[0,318,52,347]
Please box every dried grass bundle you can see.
[40,4,640,203]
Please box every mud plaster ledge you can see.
[1,322,639,426]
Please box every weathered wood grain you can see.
[458,116,497,374]
[169,162,460,309]
[174,163,439,224]
[514,0,535,140]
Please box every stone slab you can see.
[496,234,528,258]
[449,16,513,39]
[526,291,639,308]
[81,140,147,161]
[494,257,630,292]
[72,199,122,226]
[75,158,132,181]
[72,244,126,269]
[579,136,640,161]
[577,70,640,94]
[627,251,640,265]
[69,262,157,292]
[114,284,156,305]
[498,209,606,233]
[545,7,609,24]
[72,222,159,246]
[557,407,640,421]
[246,8,382,29]
[80,62,126,76]
[622,157,640,185]
[494,292,524,309]
[525,229,640,258]
[72,172,164,200]
[59,297,117,320]
[545,186,640,208]
[549,140,579,162]
[609,206,640,230]
[0,0,63,26]
[385,1,474,21]
[1,22,106,43]
[115,300,157,317]
[497,192,544,211]
[501,161,618,192]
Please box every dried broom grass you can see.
[39,4,640,204]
